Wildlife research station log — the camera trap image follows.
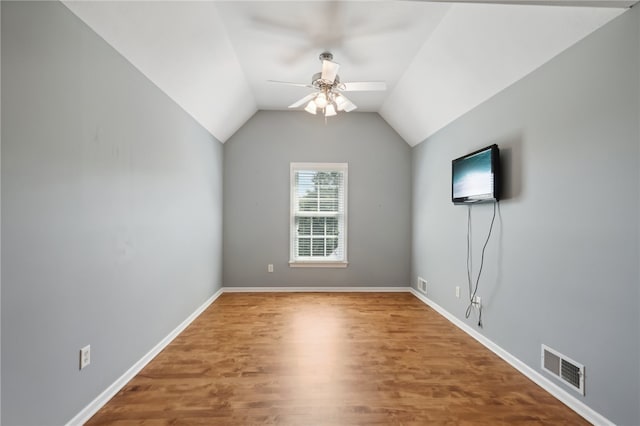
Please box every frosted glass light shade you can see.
[335,94,347,111]
[325,103,337,117]
[315,92,328,108]
[304,100,317,115]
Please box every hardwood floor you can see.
[87,293,588,425]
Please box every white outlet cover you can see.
[417,277,427,293]
[473,296,482,308]
[80,345,91,370]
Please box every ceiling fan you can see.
[269,52,386,118]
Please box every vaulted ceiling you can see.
[62,1,631,146]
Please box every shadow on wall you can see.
[497,133,524,201]
[478,133,522,311]
[486,203,504,309]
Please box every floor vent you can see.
[541,344,585,395]
[417,277,427,294]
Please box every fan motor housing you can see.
[311,72,341,90]
[319,51,334,62]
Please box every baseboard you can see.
[223,286,412,293]
[65,285,411,424]
[409,288,614,426]
[69,286,601,426]
[65,287,224,426]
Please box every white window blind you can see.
[290,163,348,267]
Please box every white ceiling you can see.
[62,1,629,146]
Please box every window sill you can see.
[289,261,349,269]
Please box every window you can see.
[290,163,348,267]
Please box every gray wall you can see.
[1,2,223,425]
[0,2,3,420]
[412,7,640,425]
[224,111,411,287]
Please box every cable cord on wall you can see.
[465,201,497,327]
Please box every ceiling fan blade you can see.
[335,93,357,112]
[268,80,313,89]
[343,99,358,112]
[288,93,316,109]
[321,60,340,84]
[341,81,387,92]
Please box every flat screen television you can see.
[452,144,500,204]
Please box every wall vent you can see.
[417,277,427,294]
[541,344,585,395]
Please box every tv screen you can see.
[452,144,500,204]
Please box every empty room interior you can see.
[2,0,640,425]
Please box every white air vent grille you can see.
[541,345,584,395]
[543,349,561,375]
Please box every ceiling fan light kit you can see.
[270,51,386,118]
[302,89,348,116]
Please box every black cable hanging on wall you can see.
[465,202,497,327]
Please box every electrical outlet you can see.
[267,264,274,273]
[417,277,427,294]
[473,296,482,309]
[79,345,91,370]
[455,286,460,298]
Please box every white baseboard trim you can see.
[71,287,606,426]
[223,286,411,293]
[65,287,225,426]
[409,288,614,426]
[66,285,411,424]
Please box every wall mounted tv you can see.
[452,144,500,204]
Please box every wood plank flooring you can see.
[87,293,588,425]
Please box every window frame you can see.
[289,162,348,268]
